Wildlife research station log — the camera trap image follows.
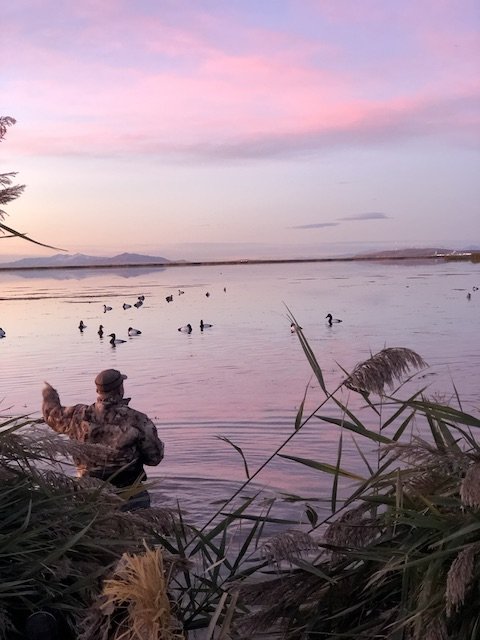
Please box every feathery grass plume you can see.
[425,617,449,640]
[460,462,480,507]
[99,546,184,640]
[324,503,377,561]
[261,530,317,566]
[446,544,477,617]
[344,347,427,396]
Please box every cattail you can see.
[446,544,477,617]
[460,463,480,508]
[344,347,427,396]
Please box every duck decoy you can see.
[326,313,342,326]
[98,324,104,337]
[78,321,86,331]
[178,324,193,333]
[108,333,126,346]
[178,289,185,295]
[200,320,212,330]
[0,328,5,338]
[166,295,173,303]
[134,300,143,309]
[103,305,113,313]
[123,303,132,310]
[138,295,145,301]
[128,327,142,336]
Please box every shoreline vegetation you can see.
[2,330,480,639]
[0,249,479,273]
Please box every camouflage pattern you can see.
[42,383,164,487]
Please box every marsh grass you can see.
[1,320,479,639]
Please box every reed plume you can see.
[460,462,480,508]
[261,530,317,566]
[344,347,427,396]
[446,543,477,617]
[99,546,184,640]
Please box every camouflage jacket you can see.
[42,384,164,487]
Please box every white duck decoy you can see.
[128,327,142,336]
[98,324,104,337]
[178,323,193,333]
[200,320,212,330]
[0,328,5,338]
[122,303,132,310]
[108,333,126,345]
[326,313,342,326]
[103,305,113,313]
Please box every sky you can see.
[1,0,479,261]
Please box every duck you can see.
[78,321,86,331]
[103,305,112,313]
[138,295,145,301]
[200,320,212,330]
[0,328,5,338]
[98,324,104,337]
[122,303,132,310]
[326,313,342,326]
[290,322,302,333]
[467,292,472,300]
[205,292,210,298]
[128,327,142,336]
[166,295,173,303]
[108,333,126,345]
[178,324,193,333]
[134,300,143,309]
[178,290,184,295]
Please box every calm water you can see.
[0,259,479,522]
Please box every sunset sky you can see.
[2,0,479,260]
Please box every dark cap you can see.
[95,369,127,393]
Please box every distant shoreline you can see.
[0,252,478,272]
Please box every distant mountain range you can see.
[0,252,171,269]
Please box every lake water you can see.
[0,259,479,524]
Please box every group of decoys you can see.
[104,295,145,313]
[78,321,142,346]
[290,313,342,334]
[178,320,213,334]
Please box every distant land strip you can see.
[0,252,478,272]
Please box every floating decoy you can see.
[326,313,342,326]
[128,327,142,336]
[134,300,143,308]
[166,295,173,303]
[98,324,104,337]
[103,305,112,313]
[123,303,132,310]
[0,328,5,338]
[108,333,126,346]
[78,321,86,331]
[178,324,193,333]
[178,290,184,295]
[200,320,212,330]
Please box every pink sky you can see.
[1,0,479,259]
